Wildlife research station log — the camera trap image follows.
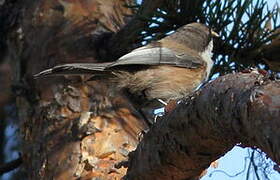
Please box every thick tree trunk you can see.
[11,0,150,179]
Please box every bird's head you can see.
[186,23,219,37]
[172,22,219,53]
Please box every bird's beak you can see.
[211,30,219,37]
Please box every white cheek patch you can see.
[199,40,214,80]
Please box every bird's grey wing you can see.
[34,46,204,78]
[34,62,112,78]
[109,46,204,68]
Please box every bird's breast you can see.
[116,65,206,101]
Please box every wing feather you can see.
[35,46,204,78]
[109,47,204,68]
[34,63,112,78]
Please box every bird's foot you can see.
[164,100,177,114]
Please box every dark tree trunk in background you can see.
[9,0,149,179]
[0,61,12,170]
[0,110,5,167]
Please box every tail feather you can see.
[34,63,112,78]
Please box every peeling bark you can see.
[10,0,148,179]
[21,80,147,179]
[125,72,280,180]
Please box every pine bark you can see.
[13,0,149,179]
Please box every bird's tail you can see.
[34,63,113,78]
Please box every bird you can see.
[35,22,219,103]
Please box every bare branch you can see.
[259,38,280,71]
[0,157,22,175]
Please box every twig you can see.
[0,157,22,175]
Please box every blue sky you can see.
[201,146,280,180]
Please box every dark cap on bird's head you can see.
[164,22,219,53]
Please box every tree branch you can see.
[124,72,280,180]
[258,39,280,71]
[0,157,22,175]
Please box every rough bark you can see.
[124,72,280,180]
[10,0,149,179]
[22,81,147,179]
